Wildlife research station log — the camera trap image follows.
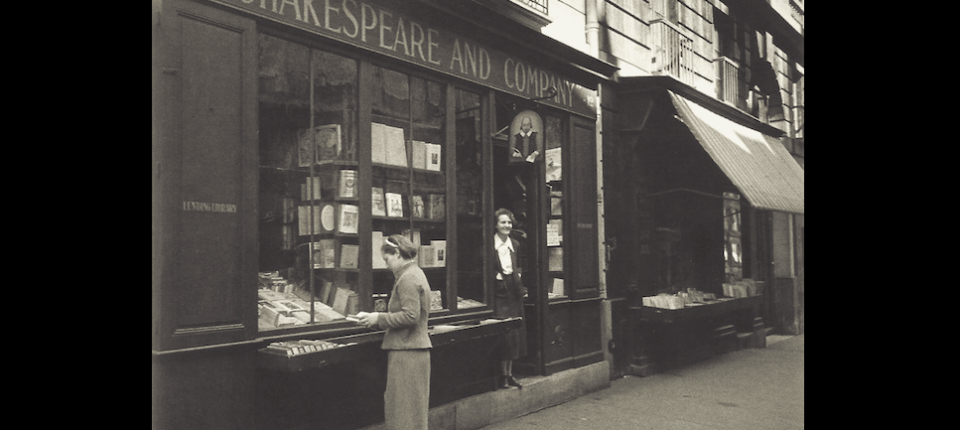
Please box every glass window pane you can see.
[257,33,358,331]
[455,89,485,310]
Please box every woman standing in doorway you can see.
[492,208,527,389]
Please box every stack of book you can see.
[641,294,685,310]
[722,279,756,298]
[457,297,485,309]
[263,339,351,357]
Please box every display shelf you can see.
[631,295,762,324]
[256,318,522,372]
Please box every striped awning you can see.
[669,91,804,214]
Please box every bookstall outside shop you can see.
[152,1,617,429]
[601,76,804,376]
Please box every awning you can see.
[669,91,804,214]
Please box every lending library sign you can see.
[208,0,597,117]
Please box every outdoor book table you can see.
[627,296,765,375]
[257,317,523,373]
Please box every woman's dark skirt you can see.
[493,277,527,360]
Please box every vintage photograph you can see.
[154,1,803,429]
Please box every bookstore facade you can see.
[152,1,616,429]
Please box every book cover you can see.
[411,195,425,218]
[428,194,445,220]
[545,147,562,182]
[338,204,359,234]
[315,124,342,162]
[340,243,359,269]
[302,176,322,201]
[338,170,357,199]
[258,289,287,302]
[316,279,333,304]
[371,123,387,164]
[331,287,352,316]
[425,143,441,171]
[548,247,563,272]
[372,231,387,269]
[298,128,315,168]
[346,292,359,316]
[371,187,386,216]
[312,239,337,269]
[429,290,443,312]
[314,307,346,322]
[386,193,404,217]
[418,245,435,267]
[412,140,427,170]
[402,228,421,246]
[259,303,282,327]
[277,299,310,314]
[431,240,446,268]
[300,202,337,235]
[298,205,321,236]
[319,201,338,233]
[384,125,408,167]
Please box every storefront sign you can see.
[183,201,238,213]
[208,0,597,116]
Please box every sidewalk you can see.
[478,335,804,430]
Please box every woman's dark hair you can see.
[382,234,418,260]
[495,208,516,224]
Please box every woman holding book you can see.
[491,208,527,389]
[357,234,433,430]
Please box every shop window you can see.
[256,34,359,331]
[455,89,486,309]
[369,64,452,312]
[723,192,742,282]
[544,114,565,298]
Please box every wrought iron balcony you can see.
[512,0,548,15]
[650,19,695,87]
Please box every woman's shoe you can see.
[498,376,509,389]
[505,375,522,389]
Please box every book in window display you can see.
[301,176,322,201]
[338,170,357,199]
[431,240,446,267]
[428,194,445,220]
[340,243,359,269]
[299,202,338,235]
[411,195,425,218]
[425,143,441,171]
[386,192,404,217]
[371,231,387,269]
[412,140,427,170]
[298,124,342,167]
[418,245,435,267]
[371,123,387,165]
[371,187,386,216]
[312,239,337,269]
[338,204,359,234]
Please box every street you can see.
[479,335,804,430]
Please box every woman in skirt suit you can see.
[358,234,433,430]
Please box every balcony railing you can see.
[650,19,695,87]
[715,56,740,107]
[512,0,548,15]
